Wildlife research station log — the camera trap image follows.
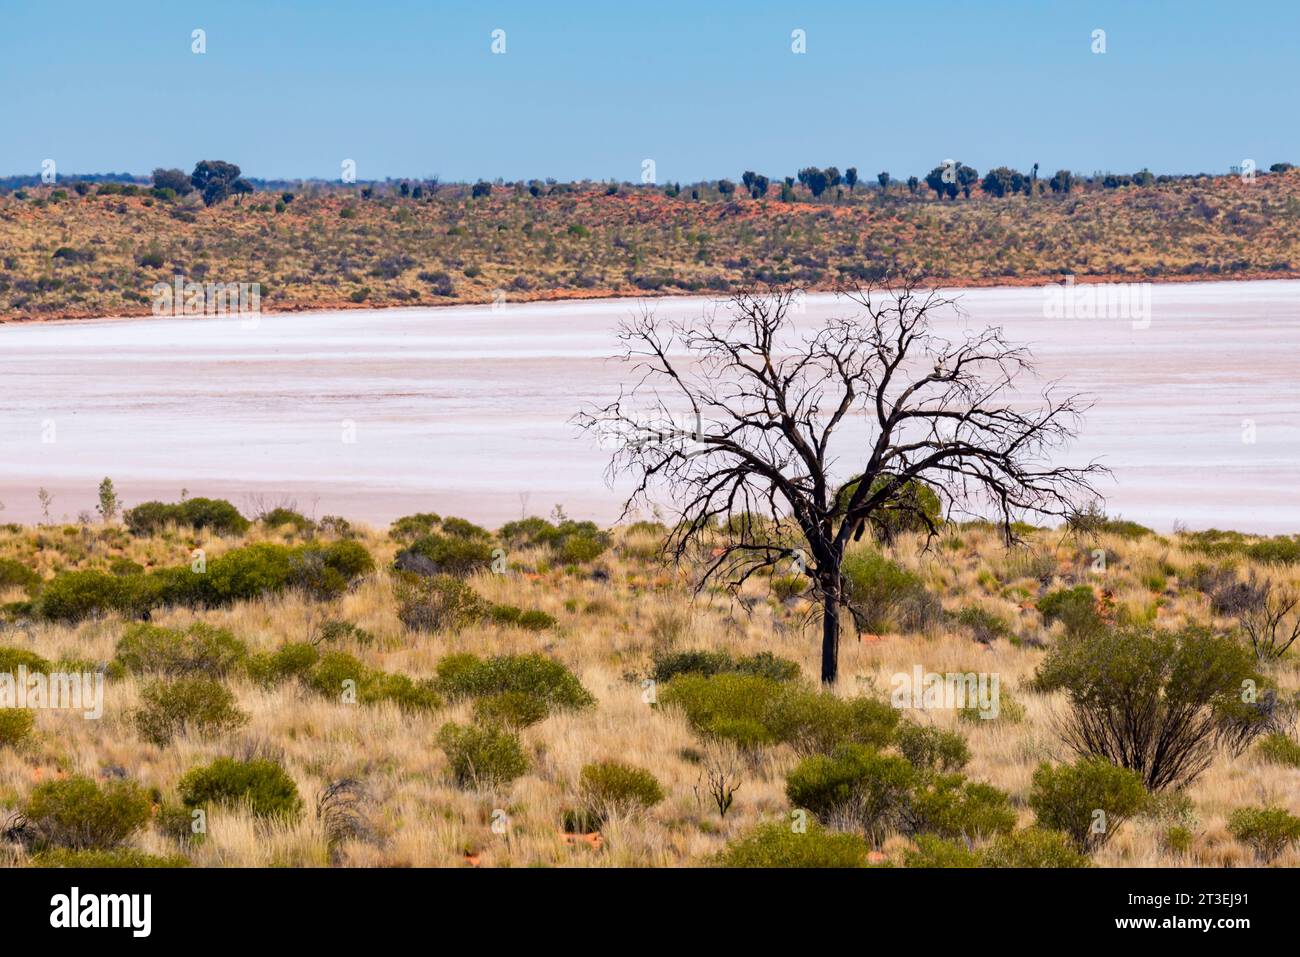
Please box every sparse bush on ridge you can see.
[124,497,250,537]
[397,534,493,577]
[34,539,375,621]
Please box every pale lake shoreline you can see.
[1,279,1298,534]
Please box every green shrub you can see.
[436,721,529,789]
[389,512,441,542]
[713,819,872,867]
[578,761,664,819]
[1245,538,1300,565]
[178,758,303,820]
[134,677,248,746]
[982,828,1092,868]
[785,745,915,840]
[1227,806,1300,862]
[498,516,556,547]
[841,550,939,633]
[305,651,442,712]
[435,653,593,710]
[394,573,485,632]
[35,570,150,622]
[29,848,191,868]
[112,622,247,677]
[1037,585,1105,638]
[835,476,942,543]
[24,776,152,849]
[489,604,556,631]
[401,534,493,577]
[906,773,1016,841]
[316,619,374,646]
[0,558,40,594]
[124,497,250,536]
[260,507,315,532]
[895,723,970,772]
[764,687,900,756]
[0,708,35,747]
[109,557,145,577]
[903,834,982,867]
[196,543,296,605]
[650,649,800,684]
[771,574,807,602]
[440,516,491,540]
[156,802,207,845]
[1162,826,1194,855]
[244,642,319,686]
[1256,733,1300,768]
[958,692,1026,724]
[1028,757,1147,851]
[284,540,375,600]
[497,517,609,564]
[0,646,51,675]
[1034,624,1263,791]
[472,692,549,730]
[659,673,783,748]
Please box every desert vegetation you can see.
[1,489,1298,868]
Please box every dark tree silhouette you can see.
[578,281,1103,683]
[190,160,250,206]
[152,168,194,196]
[845,168,859,192]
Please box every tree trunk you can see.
[820,572,841,685]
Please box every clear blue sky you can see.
[2,0,1297,183]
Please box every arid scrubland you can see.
[4,168,1300,321]
[1,502,1298,868]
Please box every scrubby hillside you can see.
[1,501,1298,867]
[4,169,1300,321]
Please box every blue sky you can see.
[2,0,1296,182]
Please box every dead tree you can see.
[578,280,1104,683]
